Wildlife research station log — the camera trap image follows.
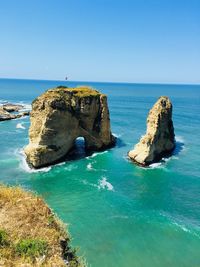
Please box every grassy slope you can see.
[0,185,84,267]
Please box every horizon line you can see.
[0,77,199,86]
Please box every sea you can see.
[0,78,200,267]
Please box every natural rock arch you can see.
[24,86,115,168]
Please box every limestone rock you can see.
[128,96,175,166]
[3,103,23,112]
[0,107,11,120]
[24,86,115,168]
[0,104,29,121]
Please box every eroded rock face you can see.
[128,96,175,166]
[24,86,115,168]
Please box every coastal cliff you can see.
[24,86,115,168]
[128,96,175,166]
[0,185,83,266]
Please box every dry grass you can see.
[0,184,84,267]
[32,86,105,108]
[54,86,101,98]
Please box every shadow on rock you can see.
[115,137,126,148]
[173,140,185,156]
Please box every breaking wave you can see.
[149,162,163,169]
[16,149,51,173]
[82,176,114,191]
[16,123,26,129]
[175,135,185,144]
[86,150,108,159]
[87,162,94,171]
[98,176,114,191]
[143,136,185,169]
[113,133,122,138]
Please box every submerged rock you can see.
[128,96,175,166]
[24,86,115,168]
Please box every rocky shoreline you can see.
[0,103,30,121]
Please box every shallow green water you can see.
[0,79,200,266]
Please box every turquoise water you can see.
[0,78,200,267]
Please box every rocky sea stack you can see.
[128,96,175,166]
[24,86,115,168]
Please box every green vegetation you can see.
[70,86,100,97]
[15,239,48,259]
[52,86,101,97]
[0,184,84,266]
[0,229,9,247]
[56,85,68,89]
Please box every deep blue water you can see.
[0,78,200,267]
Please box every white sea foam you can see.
[172,156,179,160]
[64,164,77,171]
[0,99,8,105]
[175,135,185,143]
[87,163,93,171]
[147,157,177,169]
[149,162,163,169]
[172,221,191,233]
[15,102,32,112]
[82,179,98,188]
[113,133,121,138]
[86,162,107,172]
[134,135,186,170]
[98,176,114,191]
[16,149,51,173]
[56,162,66,166]
[22,103,32,111]
[88,150,108,159]
[16,123,26,129]
[143,148,182,170]
[82,177,114,191]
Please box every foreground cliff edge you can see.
[128,96,175,166]
[0,184,84,267]
[24,86,115,168]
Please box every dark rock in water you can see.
[21,111,30,116]
[0,108,11,121]
[128,96,175,166]
[24,86,115,168]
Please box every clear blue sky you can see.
[0,0,199,83]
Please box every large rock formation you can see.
[24,86,115,168]
[128,96,175,166]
